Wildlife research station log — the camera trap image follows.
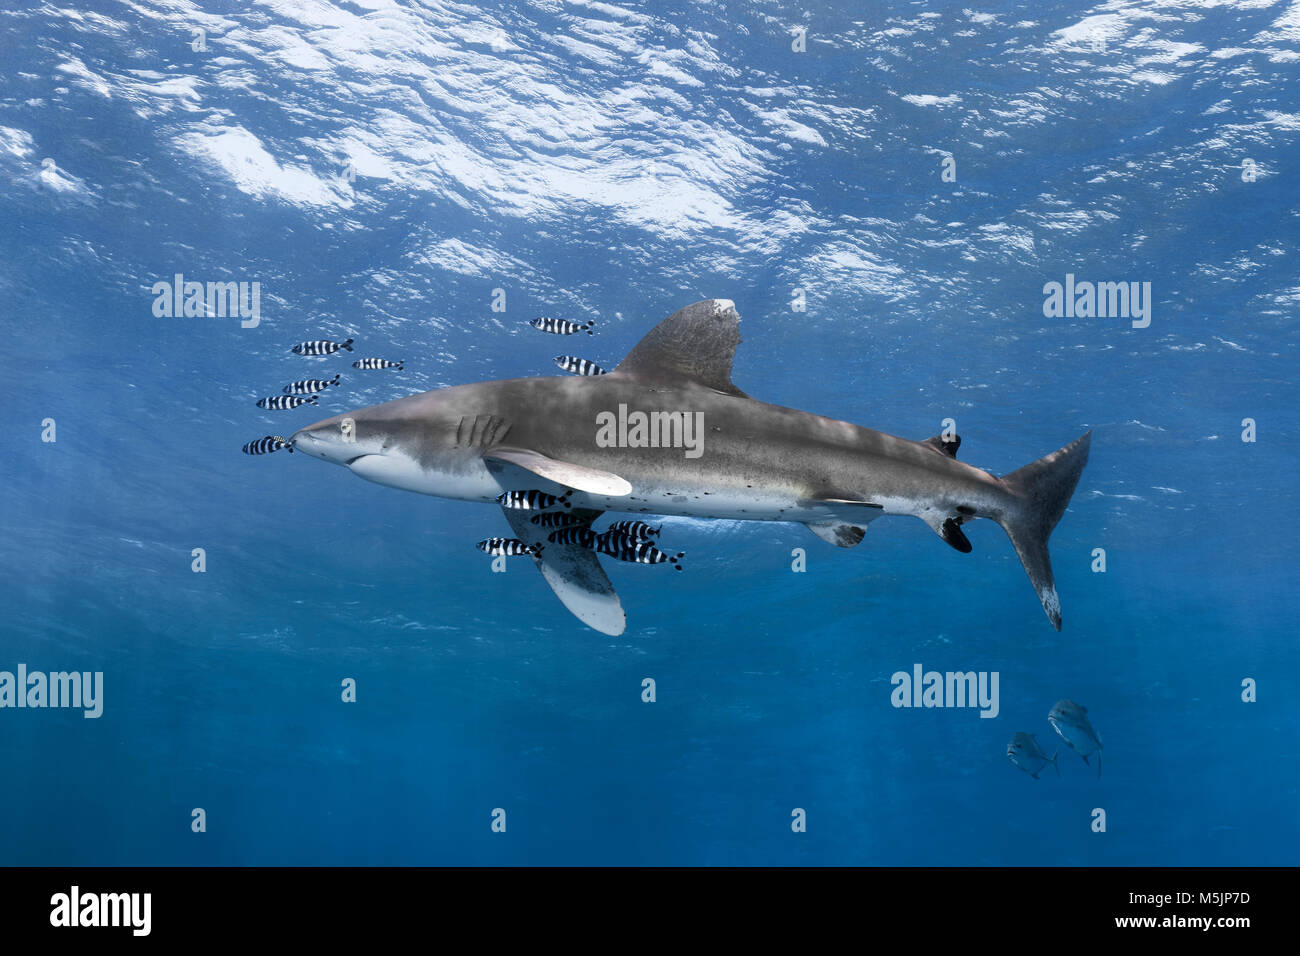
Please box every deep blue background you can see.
[1,0,1297,864]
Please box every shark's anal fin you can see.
[498,504,625,636]
[608,299,749,397]
[805,521,867,548]
[925,434,961,458]
[940,517,972,553]
[922,514,973,553]
[485,446,632,497]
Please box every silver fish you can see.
[353,358,403,370]
[1048,699,1103,778]
[1006,732,1058,779]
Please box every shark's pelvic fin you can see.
[484,447,632,497]
[925,434,961,458]
[805,521,867,548]
[609,298,749,397]
[497,504,625,636]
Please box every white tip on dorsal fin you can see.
[485,447,632,497]
[610,299,748,396]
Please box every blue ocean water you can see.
[2,0,1298,866]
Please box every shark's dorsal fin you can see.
[485,447,632,497]
[611,299,748,397]
[925,434,961,458]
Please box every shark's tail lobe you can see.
[996,431,1091,630]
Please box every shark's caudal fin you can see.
[996,431,1092,630]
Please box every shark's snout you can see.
[289,418,369,465]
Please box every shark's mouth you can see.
[344,454,373,466]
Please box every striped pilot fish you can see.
[242,435,293,455]
[529,512,592,529]
[603,540,684,571]
[283,374,341,395]
[291,337,354,356]
[530,317,593,336]
[554,355,608,376]
[256,394,318,410]
[595,529,646,554]
[353,358,403,371]
[476,538,540,557]
[497,489,571,511]
[548,527,597,548]
[606,520,661,540]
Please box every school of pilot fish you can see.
[238,318,682,572]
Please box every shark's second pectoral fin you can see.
[805,521,868,548]
[484,447,632,497]
[498,504,626,636]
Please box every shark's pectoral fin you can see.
[533,547,626,636]
[485,447,632,497]
[497,504,625,635]
[805,521,867,548]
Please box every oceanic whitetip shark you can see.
[291,299,1090,636]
